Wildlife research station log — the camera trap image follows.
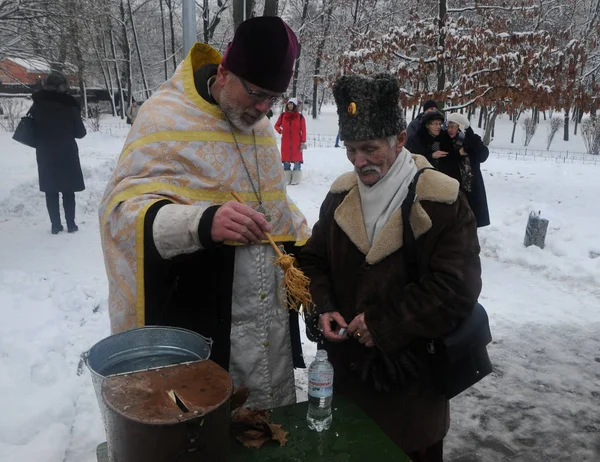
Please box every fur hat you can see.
[43,71,69,93]
[446,112,470,131]
[423,99,438,111]
[421,110,445,127]
[287,97,298,106]
[332,74,405,142]
[222,17,298,93]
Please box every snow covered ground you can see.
[1,109,599,461]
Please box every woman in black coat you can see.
[30,71,86,234]
[404,110,451,167]
[438,113,490,228]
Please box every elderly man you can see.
[99,17,311,409]
[299,74,481,461]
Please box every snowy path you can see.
[1,126,600,461]
[447,258,600,461]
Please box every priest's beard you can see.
[220,85,263,133]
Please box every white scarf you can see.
[358,148,418,245]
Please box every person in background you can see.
[406,99,439,143]
[275,97,307,185]
[30,70,86,234]
[439,113,490,227]
[126,100,140,125]
[299,73,481,461]
[99,16,310,410]
[404,109,450,167]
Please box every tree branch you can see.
[448,5,538,13]
[392,51,437,63]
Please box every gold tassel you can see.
[231,192,314,314]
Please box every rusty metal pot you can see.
[102,360,233,462]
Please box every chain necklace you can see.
[226,118,271,221]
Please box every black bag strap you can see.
[401,167,434,282]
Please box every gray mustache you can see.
[356,165,382,174]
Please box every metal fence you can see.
[300,135,600,164]
[84,125,600,165]
[96,122,130,135]
[488,147,599,164]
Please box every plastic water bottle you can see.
[306,349,334,431]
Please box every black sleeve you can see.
[73,107,87,139]
[465,127,489,163]
[144,200,173,263]
[198,205,221,249]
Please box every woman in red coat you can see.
[275,98,306,185]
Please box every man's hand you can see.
[318,312,349,342]
[300,142,307,151]
[347,313,376,347]
[459,147,468,156]
[211,201,270,244]
[432,150,448,159]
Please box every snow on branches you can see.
[340,0,590,113]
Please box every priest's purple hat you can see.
[222,16,299,93]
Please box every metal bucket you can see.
[84,326,213,424]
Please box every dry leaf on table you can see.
[232,408,288,448]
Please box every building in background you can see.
[0,57,77,86]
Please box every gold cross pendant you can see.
[257,204,271,222]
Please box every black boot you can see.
[63,192,78,233]
[45,192,63,234]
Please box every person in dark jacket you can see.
[439,113,490,227]
[404,109,450,166]
[300,74,481,461]
[406,99,439,143]
[30,71,86,234]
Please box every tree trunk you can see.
[80,79,88,119]
[511,109,522,144]
[87,20,116,116]
[119,0,133,105]
[128,0,151,99]
[263,0,279,16]
[109,22,125,119]
[318,84,326,115]
[478,106,485,128]
[574,107,579,136]
[352,0,361,24]
[483,109,497,146]
[292,0,310,97]
[436,0,447,93]
[233,0,254,29]
[166,0,178,71]
[159,0,169,81]
[412,104,417,121]
[563,109,570,141]
[312,0,334,120]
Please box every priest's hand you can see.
[211,201,270,245]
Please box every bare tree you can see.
[311,0,334,119]
[263,0,279,16]
[127,0,151,99]
[233,0,254,29]
[200,0,229,44]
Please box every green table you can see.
[97,396,409,461]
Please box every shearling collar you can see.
[331,154,459,264]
